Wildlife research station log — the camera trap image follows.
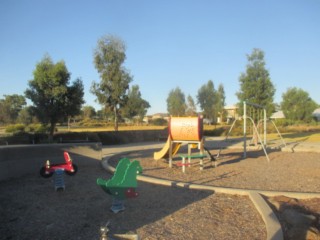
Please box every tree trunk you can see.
[49,121,56,143]
[114,106,118,131]
[67,116,71,131]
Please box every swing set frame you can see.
[217,101,286,163]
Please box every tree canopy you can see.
[0,94,26,124]
[185,95,197,116]
[166,87,186,116]
[236,48,275,116]
[25,55,84,138]
[197,80,216,121]
[281,87,318,122]
[82,106,96,119]
[122,85,150,123]
[216,84,226,122]
[91,35,132,131]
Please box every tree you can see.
[166,87,186,116]
[197,80,216,122]
[82,106,96,119]
[25,55,84,139]
[0,94,26,124]
[91,35,132,131]
[185,95,197,116]
[122,85,150,123]
[17,106,34,124]
[216,84,226,123]
[281,87,318,122]
[236,48,275,116]
[96,108,113,121]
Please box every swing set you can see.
[218,101,286,162]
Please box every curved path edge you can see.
[102,144,320,240]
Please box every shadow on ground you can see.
[0,153,214,239]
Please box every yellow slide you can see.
[154,136,181,160]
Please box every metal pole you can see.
[271,120,287,147]
[248,117,270,162]
[217,118,238,158]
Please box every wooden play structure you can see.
[154,116,215,172]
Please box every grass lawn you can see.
[268,132,320,143]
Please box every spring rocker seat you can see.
[97,158,143,200]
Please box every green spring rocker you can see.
[97,158,143,213]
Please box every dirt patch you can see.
[0,166,265,239]
[118,148,320,193]
[266,196,320,239]
[1,148,320,239]
[109,148,320,239]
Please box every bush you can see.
[204,126,228,136]
[5,124,26,133]
[35,125,52,133]
[78,119,111,127]
[150,118,168,126]
[25,123,47,133]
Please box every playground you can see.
[1,115,320,239]
[0,138,319,239]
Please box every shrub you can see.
[5,124,25,133]
[33,124,51,133]
[78,119,110,127]
[150,118,168,126]
[204,126,228,136]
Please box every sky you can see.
[0,0,319,115]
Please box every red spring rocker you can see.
[40,151,78,178]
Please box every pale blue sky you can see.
[1,0,319,114]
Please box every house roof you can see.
[312,108,320,116]
[270,111,285,119]
[224,105,238,110]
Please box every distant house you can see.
[270,111,285,120]
[312,108,320,121]
[152,113,169,121]
[203,118,213,125]
[224,105,239,123]
[143,115,152,123]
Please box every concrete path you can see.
[101,139,320,240]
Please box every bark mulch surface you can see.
[1,148,319,239]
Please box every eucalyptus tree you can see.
[197,80,216,122]
[236,48,275,116]
[216,84,226,122]
[91,35,132,131]
[166,87,186,116]
[122,85,150,123]
[185,95,197,116]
